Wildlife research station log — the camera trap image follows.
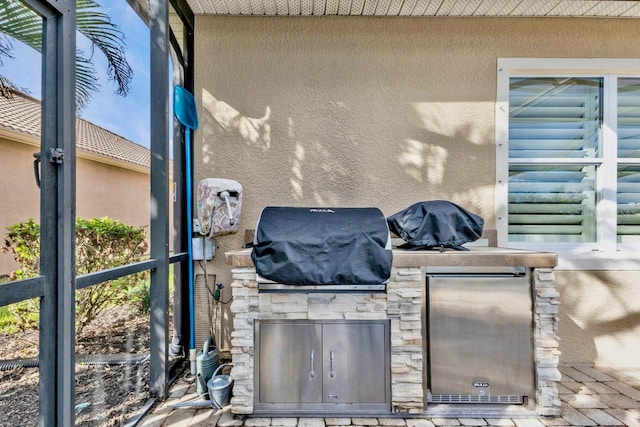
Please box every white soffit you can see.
[186,0,640,17]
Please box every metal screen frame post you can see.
[170,54,189,356]
[169,0,194,360]
[149,0,171,399]
[36,0,77,424]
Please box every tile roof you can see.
[0,91,150,169]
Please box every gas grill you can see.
[251,206,393,292]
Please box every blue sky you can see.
[2,0,152,148]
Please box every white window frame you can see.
[496,58,640,270]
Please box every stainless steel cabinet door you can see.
[428,275,534,396]
[257,322,322,403]
[322,322,388,404]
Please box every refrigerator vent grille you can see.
[429,394,523,404]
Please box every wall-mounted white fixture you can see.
[197,178,243,238]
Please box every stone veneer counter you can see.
[226,246,557,269]
[225,247,560,418]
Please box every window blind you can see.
[617,79,640,242]
[508,78,601,243]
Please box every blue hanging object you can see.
[173,85,199,373]
[174,86,199,131]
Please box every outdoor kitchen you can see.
[223,203,561,419]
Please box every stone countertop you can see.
[225,246,557,268]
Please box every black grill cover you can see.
[251,207,393,285]
[387,200,484,251]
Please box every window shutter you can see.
[617,79,640,242]
[618,166,640,241]
[508,78,601,243]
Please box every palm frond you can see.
[77,0,133,96]
[0,0,42,51]
[0,0,133,109]
[0,0,42,101]
[76,50,99,111]
[0,32,28,98]
[0,33,14,63]
[0,74,22,98]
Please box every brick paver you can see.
[138,411,167,427]
[563,394,608,409]
[379,418,408,426]
[513,419,546,427]
[559,367,594,382]
[605,409,640,427]
[406,420,435,427]
[135,365,640,426]
[571,366,617,382]
[162,408,198,427]
[598,393,640,410]
[188,409,221,426]
[606,382,640,401]
[539,417,570,426]
[243,418,271,427]
[352,418,379,425]
[577,381,619,395]
[458,418,486,426]
[170,382,195,399]
[580,409,625,426]
[297,418,327,427]
[270,418,300,426]
[559,381,583,393]
[216,411,244,427]
[560,406,598,426]
[484,419,515,426]
[603,369,640,383]
[430,419,461,426]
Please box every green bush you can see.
[2,219,40,281]
[1,217,149,334]
[128,278,151,315]
[0,306,20,333]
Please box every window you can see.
[496,59,640,269]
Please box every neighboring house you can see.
[186,9,640,369]
[0,91,160,277]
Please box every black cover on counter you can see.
[387,200,484,251]
[251,207,392,285]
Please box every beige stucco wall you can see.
[75,158,150,229]
[0,136,151,277]
[0,137,41,276]
[556,271,640,368]
[194,16,640,365]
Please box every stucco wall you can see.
[194,16,640,366]
[0,138,41,276]
[556,270,640,368]
[0,137,151,276]
[76,159,150,229]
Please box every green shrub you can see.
[2,219,40,281]
[128,278,151,315]
[1,217,149,334]
[0,306,20,333]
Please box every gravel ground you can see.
[0,306,152,426]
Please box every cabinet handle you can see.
[310,350,315,378]
[329,351,335,378]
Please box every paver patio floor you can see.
[138,365,640,427]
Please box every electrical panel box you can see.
[192,237,214,260]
